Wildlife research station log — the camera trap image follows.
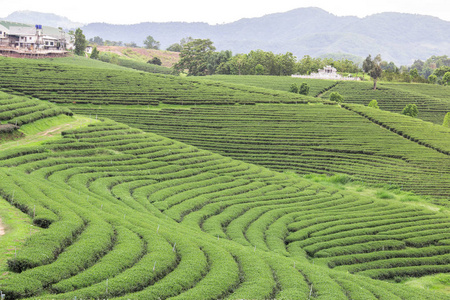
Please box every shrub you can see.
[299,83,310,95]
[289,83,299,93]
[0,124,19,133]
[329,92,344,103]
[368,99,379,109]
[148,57,162,66]
[428,74,437,84]
[402,104,418,117]
[443,112,450,127]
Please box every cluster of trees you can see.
[89,36,138,48]
[79,32,450,86]
[289,83,310,95]
[173,38,360,76]
[379,55,450,85]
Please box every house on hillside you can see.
[0,21,67,51]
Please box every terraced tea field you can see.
[204,75,338,97]
[0,56,449,299]
[0,91,72,126]
[0,119,449,299]
[207,76,450,125]
[70,104,450,204]
[0,57,325,106]
[321,81,450,125]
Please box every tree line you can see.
[78,31,450,85]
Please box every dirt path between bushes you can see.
[0,218,5,236]
[0,117,98,151]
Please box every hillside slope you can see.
[0,119,449,299]
[74,104,450,204]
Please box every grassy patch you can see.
[0,197,36,275]
[405,273,450,294]
[19,114,74,135]
[300,172,449,213]
[0,115,98,151]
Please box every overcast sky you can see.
[1,0,449,24]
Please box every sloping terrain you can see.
[321,81,450,125]
[0,118,449,299]
[71,104,450,204]
[0,57,320,106]
[0,57,449,299]
[207,76,450,125]
[97,46,180,68]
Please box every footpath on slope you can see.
[0,218,4,236]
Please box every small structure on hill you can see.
[0,21,69,58]
[292,65,360,81]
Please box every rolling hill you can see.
[0,56,449,299]
[3,8,450,65]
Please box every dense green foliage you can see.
[0,118,448,299]
[0,57,324,106]
[402,104,419,117]
[143,35,160,50]
[0,91,72,126]
[368,99,379,109]
[89,47,99,60]
[70,104,450,203]
[0,57,449,300]
[74,28,87,56]
[173,39,216,75]
[444,112,450,127]
[329,92,344,103]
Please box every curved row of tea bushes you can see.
[0,91,72,127]
[0,57,324,107]
[1,119,449,299]
[73,105,450,202]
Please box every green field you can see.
[206,75,450,125]
[0,56,449,299]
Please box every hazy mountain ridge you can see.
[81,8,450,65]
[2,8,449,65]
[2,10,84,30]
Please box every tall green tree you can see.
[363,54,383,90]
[143,36,160,50]
[173,39,216,76]
[207,50,232,75]
[166,37,193,52]
[90,46,99,59]
[89,36,104,45]
[428,74,437,84]
[443,72,450,85]
[74,28,87,56]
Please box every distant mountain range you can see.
[2,8,450,65]
[1,10,84,30]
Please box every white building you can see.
[0,21,67,51]
[292,65,360,81]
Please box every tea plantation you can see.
[0,56,449,299]
[206,75,450,125]
[70,104,450,204]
